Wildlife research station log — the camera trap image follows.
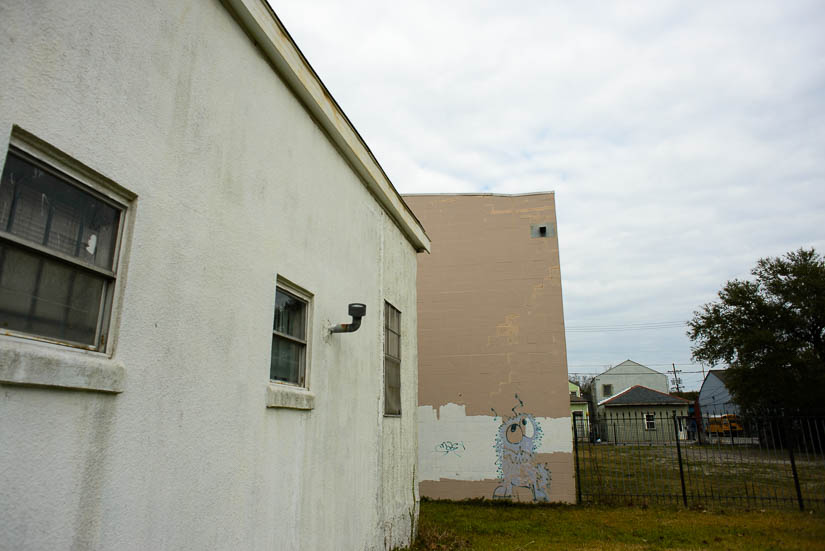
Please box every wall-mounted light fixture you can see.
[330,303,366,333]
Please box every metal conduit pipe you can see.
[329,303,366,333]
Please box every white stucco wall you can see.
[0,1,420,550]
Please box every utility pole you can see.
[671,363,682,393]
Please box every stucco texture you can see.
[0,1,419,550]
[405,194,574,504]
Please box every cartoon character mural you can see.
[492,395,551,502]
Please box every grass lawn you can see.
[577,442,825,508]
[405,499,825,550]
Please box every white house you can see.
[698,369,739,416]
[592,359,668,412]
[0,1,430,550]
[597,385,690,442]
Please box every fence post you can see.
[784,416,804,511]
[672,410,688,507]
[573,415,582,504]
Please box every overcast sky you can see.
[271,1,825,391]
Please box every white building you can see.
[0,1,430,550]
[592,359,668,412]
[698,370,739,416]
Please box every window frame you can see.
[383,300,401,416]
[602,384,613,398]
[269,278,312,388]
[644,413,656,431]
[0,131,131,354]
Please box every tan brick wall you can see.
[406,194,574,503]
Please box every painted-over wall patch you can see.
[417,402,571,484]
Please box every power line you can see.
[568,370,708,377]
[567,362,698,368]
[566,320,686,329]
[566,321,687,333]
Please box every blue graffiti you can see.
[436,441,466,457]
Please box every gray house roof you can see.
[600,385,690,407]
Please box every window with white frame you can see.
[644,413,656,430]
[0,145,127,351]
[270,283,309,386]
[384,301,401,415]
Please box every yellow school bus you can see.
[706,414,744,436]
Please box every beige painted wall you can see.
[405,193,574,503]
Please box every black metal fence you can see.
[572,410,825,510]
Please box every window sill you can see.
[0,337,124,393]
[266,382,315,410]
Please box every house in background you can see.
[0,1,428,549]
[597,386,691,442]
[592,359,668,412]
[698,369,739,416]
[569,381,590,439]
[569,381,589,415]
[405,192,574,504]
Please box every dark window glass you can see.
[270,287,307,385]
[0,151,120,270]
[273,289,306,340]
[270,336,303,384]
[0,149,121,348]
[384,302,401,415]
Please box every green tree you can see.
[688,248,825,413]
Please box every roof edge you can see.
[222,0,430,253]
[699,368,730,394]
[402,191,555,198]
[597,359,662,377]
[599,385,690,407]
[598,385,633,406]
[604,402,689,407]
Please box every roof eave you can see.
[600,384,691,407]
[605,402,689,407]
[222,0,431,253]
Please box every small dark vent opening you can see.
[539,226,547,236]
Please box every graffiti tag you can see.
[436,441,466,457]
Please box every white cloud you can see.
[271,0,825,389]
